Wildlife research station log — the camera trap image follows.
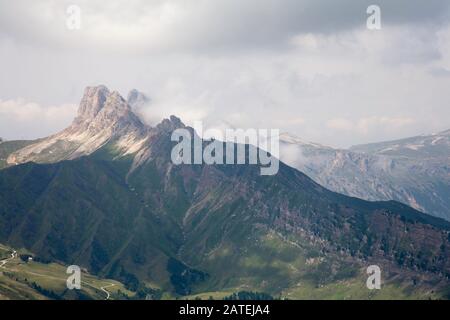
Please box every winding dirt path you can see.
[100,283,116,300]
[0,250,16,268]
[0,247,116,300]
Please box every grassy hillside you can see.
[3,238,442,300]
[0,243,137,300]
[0,130,449,299]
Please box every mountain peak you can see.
[156,115,185,133]
[127,89,150,110]
[6,85,189,167]
[74,87,136,128]
[110,90,125,100]
[7,85,149,165]
[76,85,110,121]
[103,90,130,112]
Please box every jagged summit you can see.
[7,86,150,165]
[5,85,189,169]
[156,115,185,133]
[74,86,136,127]
[76,85,110,121]
[127,89,150,110]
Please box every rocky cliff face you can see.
[279,132,450,221]
[7,86,150,165]
[76,85,110,122]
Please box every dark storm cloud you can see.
[0,0,449,52]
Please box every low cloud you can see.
[327,116,416,135]
[0,1,450,148]
[0,99,76,140]
[326,118,354,131]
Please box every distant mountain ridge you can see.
[351,129,450,158]
[279,130,450,221]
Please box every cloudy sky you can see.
[1,0,450,147]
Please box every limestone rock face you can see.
[279,131,450,221]
[7,86,150,165]
[76,85,110,122]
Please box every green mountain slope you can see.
[0,120,449,299]
[0,243,136,300]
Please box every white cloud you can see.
[327,116,416,135]
[0,1,449,147]
[326,118,354,131]
[356,117,415,134]
[0,99,76,140]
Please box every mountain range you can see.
[0,86,449,299]
[279,129,450,221]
